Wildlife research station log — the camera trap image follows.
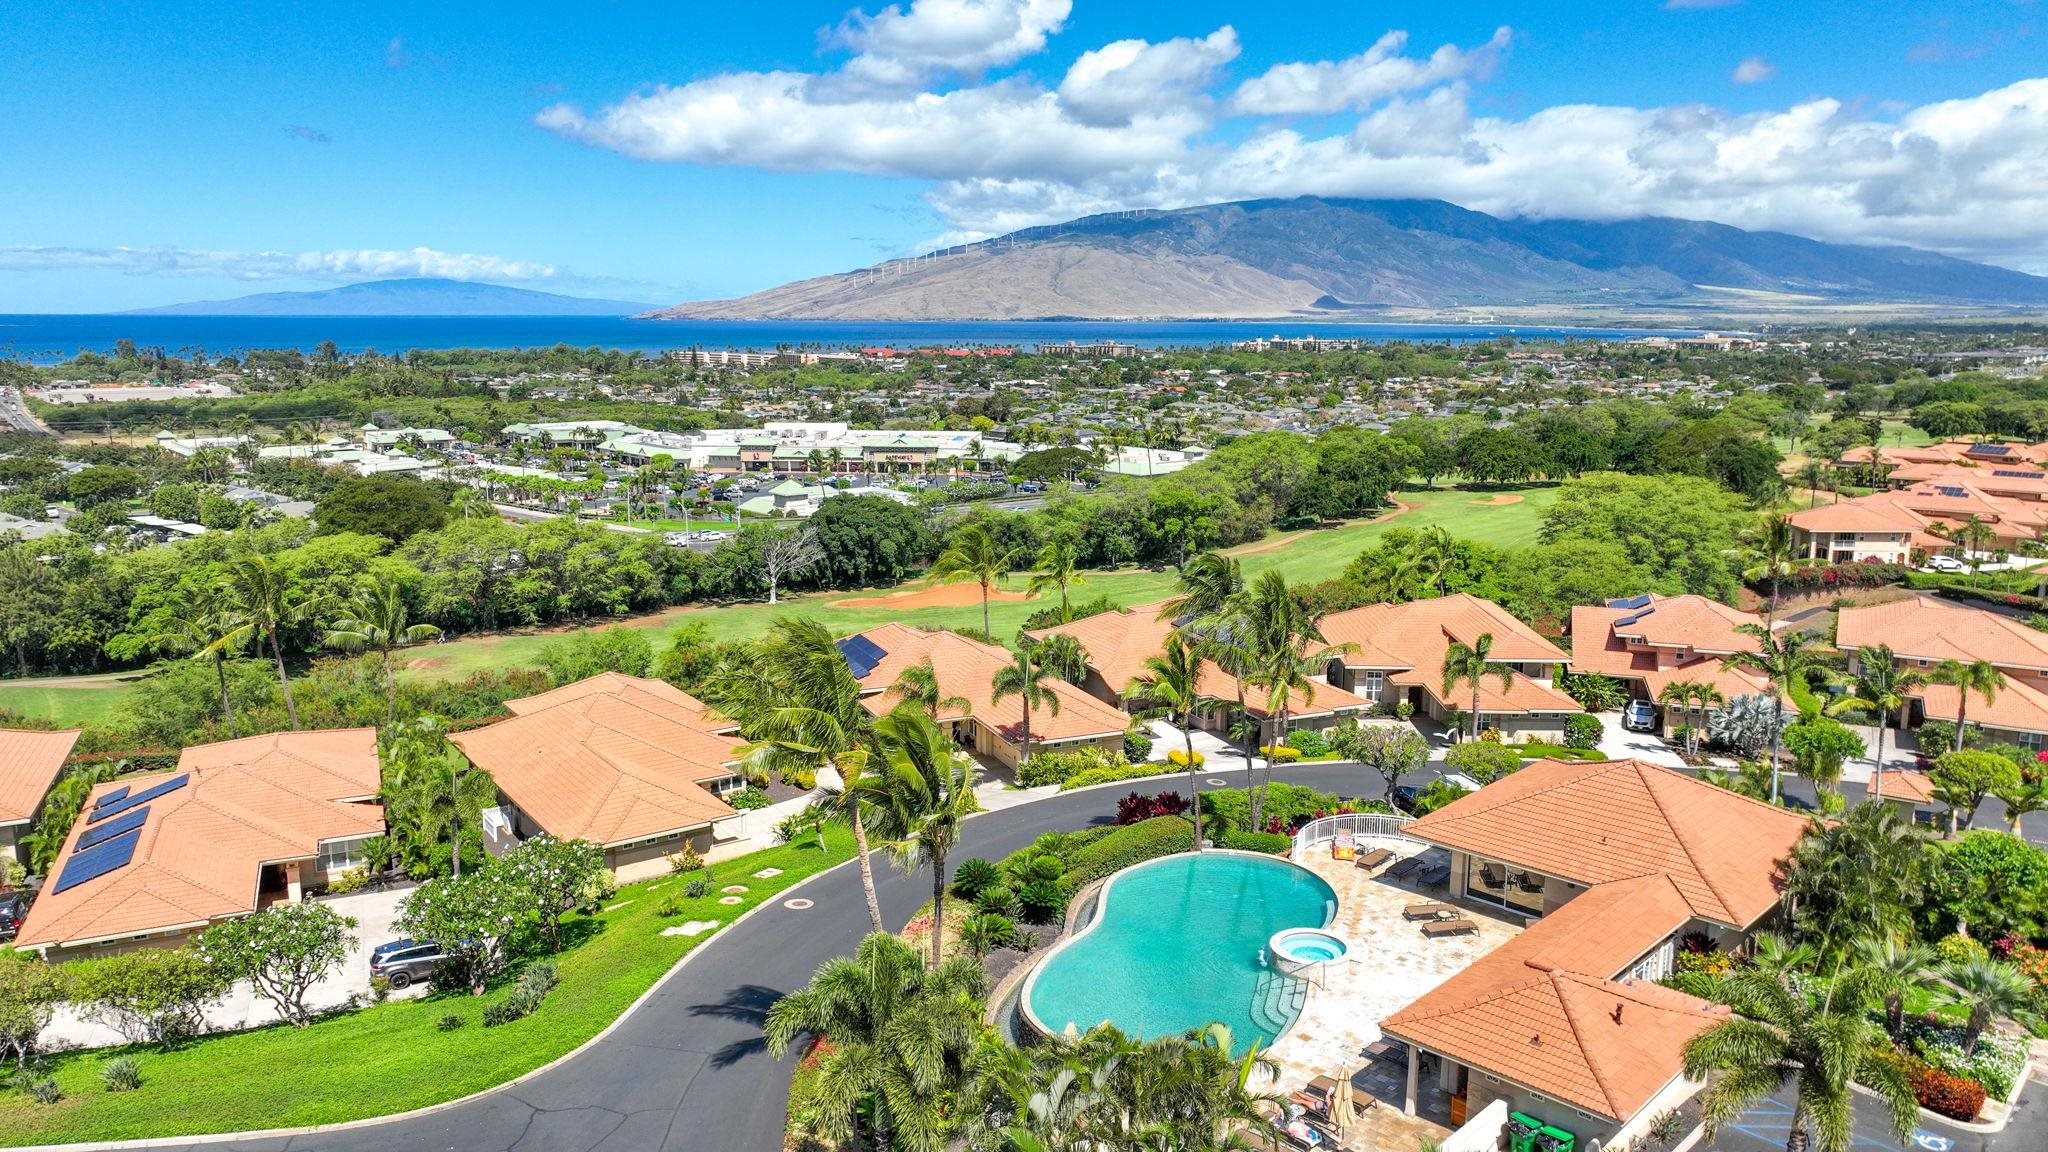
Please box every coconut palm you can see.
[1409,526,1459,597]
[701,617,887,933]
[1743,513,1807,625]
[929,524,1025,639]
[1124,631,1212,849]
[1723,624,1824,804]
[764,932,987,1152]
[888,656,969,719]
[152,582,249,735]
[1935,958,2042,1049]
[992,642,1062,768]
[1658,680,1722,756]
[1825,647,1923,799]
[1028,538,1086,622]
[1683,951,1918,1152]
[1239,570,1339,827]
[865,707,980,966]
[323,576,443,729]
[208,553,334,729]
[1441,633,1514,743]
[1156,551,1243,627]
[1927,659,2006,751]
[1992,779,2048,835]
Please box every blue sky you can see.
[2,0,2044,312]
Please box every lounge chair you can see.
[1354,847,1394,871]
[1417,864,1452,888]
[1422,918,1480,938]
[1385,856,1423,880]
[1402,902,1457,921]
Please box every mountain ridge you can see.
[125,278,653,317]
[650,197,2048,321]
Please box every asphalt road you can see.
[0,388,53,436]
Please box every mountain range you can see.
[650,197,2048,321]
[125,278,652,317]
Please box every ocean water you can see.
[0,315,1705,364]
[1023,852,1337,1052]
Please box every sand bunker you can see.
[1469,493,1525,506]
[831,582,1035,610]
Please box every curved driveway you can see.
[126,761,1381,1152]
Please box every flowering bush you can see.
[1770,561,1911,592]
[1912,1023,2029,1100]
[1114,789,1191,825]
[1910,1062,1989,1120]
[1675,949,1733,976]
[1933,933,1991,966]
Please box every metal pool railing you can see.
[1290,812,1421,860]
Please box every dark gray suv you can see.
[368,938,445,989]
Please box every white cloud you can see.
[1058,27,1239,127]
[0,245,559,283]
[1230,26,1510,116]
[834,0,1070,87]
[1731,56,1776,84]
[537,5,2048,271]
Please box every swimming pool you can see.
[1022,851,1339,1052]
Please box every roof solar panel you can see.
[1971,443,2011,454]
[1607,594,1653,610]
[91,785,131,811]
[1935,486,1969,498]
[1993,470,2043,478]
[87,774,189,824]
[1614,606,1658,629]
[76,806,147,851]
[835,635,888,679]
[51,827,143,894]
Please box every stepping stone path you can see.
[660,920,721,937]
[721,885,749,894]
[752,867,783,879]
[718,895,744,905]
[602,900,635,912]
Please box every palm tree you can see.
[1852,937,1937,1040]
[1683,950,1918,1152]
[209,553,332,729]
[1030,632,1091,686]
[1828,647,1924,799]
[1240,570,1339,826]
[1441,633,1514,743]
[1743,514,1805,625]
[1723,624,1824,804]
[865,707,980,966]
[1796,460,1831,508]
[1953,515,1996,572]
[764,933,987,1152]
[1124,631,1212,849]
[1927,659,2006,751]
[381,719,494,878]
[1410,526,1458,596]
[1157,551,1244,626]
[152,583,249,736]
[992,642,1061,768]
[929,524,1024,639]
[1027,538,1085,621]
[323,576,443,729]
[1779,802,1928,959]
[888,656,969,719]
[1936,958,2042,1049]
[1992,779,2048,835]
[702,618,887,932]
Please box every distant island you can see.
[124,277,654,317]
[650,196,2048,322]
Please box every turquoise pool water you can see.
[1023,852,1338,1051]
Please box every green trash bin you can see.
[1534,1124,1576,1152]
[1506,1112,1541,1152]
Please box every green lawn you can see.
[0,483,1557,728]
[0,830,855,1147]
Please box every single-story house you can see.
[13,730,384,958]
[0,727,82,865]
[1318,595,1582,740]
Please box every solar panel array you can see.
[1935,486,1969,498]
[76,805,148,851]
[1614,606,1658,629]
[836,635,889,679]
[1971,444,2012,455]
[1607,594,1653,610]
[91,784,131,811]
[1994,470,2044,479]
[52,828,143,894]
[88,773,188,824]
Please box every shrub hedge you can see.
[1059,815,1195,888]
[1060,760,1174,791]
[1219,830,1292,854]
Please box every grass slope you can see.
[0,830,855,1147]
[0,484,1556,726]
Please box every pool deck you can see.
[1263,838,1524,1146]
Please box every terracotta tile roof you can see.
[14,730,383,951]
[1786,498,1923,535]
[1838,598,2048,671]
[1321,595,1579,715]
[1876,768,1939,804]
[502,671,735,730]
[0,728,80,826]
[451,677,741,848]
[1568,601,1780,707]
[1382,873,1728,1121]
[1914,680,2048,736]
[1404,757,1809,927]
[851,623,1131,745]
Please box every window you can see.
[1465,855,1546,916]
[1360,671,1385,698]
[317,837,367,873]
[708,775,747,796]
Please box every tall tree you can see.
[991,643,1062,768]
[210,553,332,729]
[382,719,494,879]
[1828,647,1924,799]
[1683,951,1918,1152]
[888,656,968,719]
[1935,958,2042,1049]
[865,707,980,966]
[1723,624,1823,804]
[1927,659,2006,751]
[1124,631,1213,849]
[1441,632,1514,743]
[1027,537,1086,621]
[152,583,250,736]
[764,933,987,1152]
[1240,570,1339,827]
[929,524,1024,639]
[1743,513,1806,625]
[1779,803,1929,959]
[323,575,443,729]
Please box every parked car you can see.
[1623,699,1658,732]
[368,938,446,989]
[0,890,29,942]
[1924,555,1967,573]
[664,531,691,547]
